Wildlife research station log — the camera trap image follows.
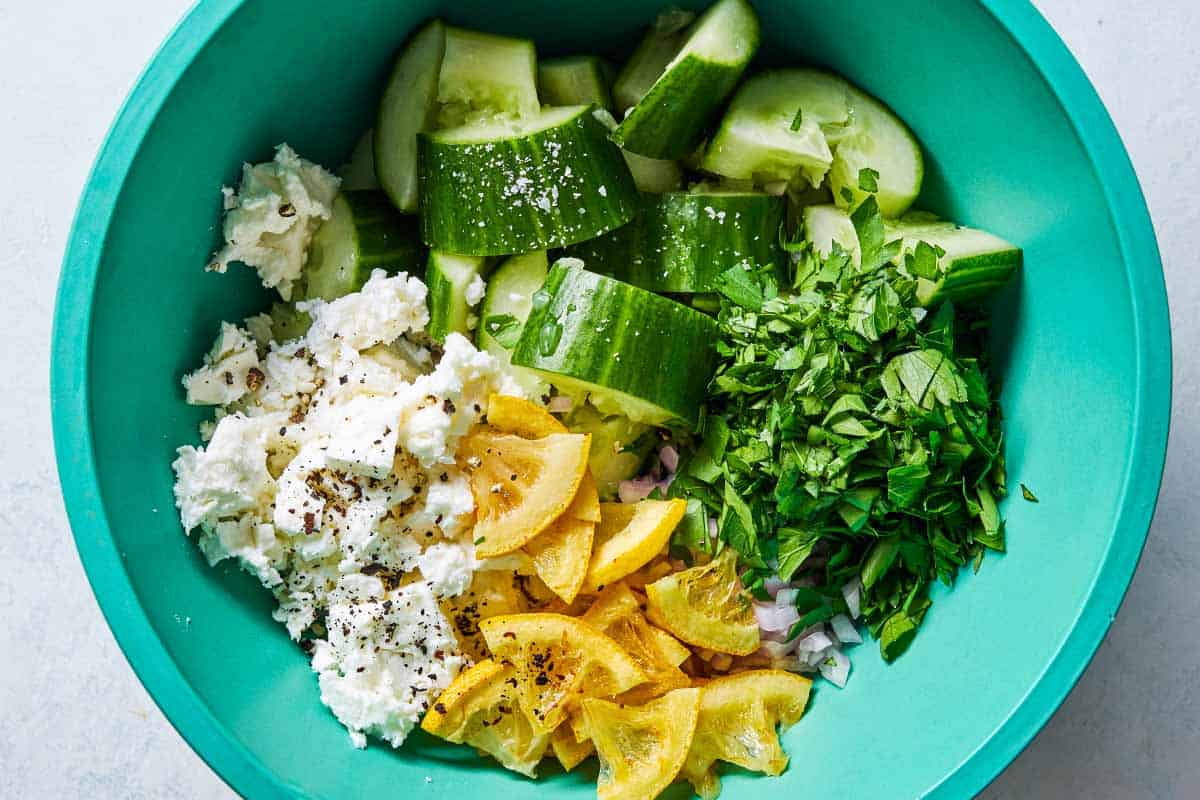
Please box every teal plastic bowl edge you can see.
[50,2,1171,798]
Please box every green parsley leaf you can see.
[790,106,804,131]
[1021,483,1039,502]
[776,527,820,581]
[714,266,765,311]
[879,611,919,661]
[858,167,879,193]
[887,464,930,508]
[482,314,522,349]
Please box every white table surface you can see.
[1,1,1196,797]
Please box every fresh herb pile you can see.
[671,179,1008,662]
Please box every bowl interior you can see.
[60,0,1167,798]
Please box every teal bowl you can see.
[52,1,1170,797]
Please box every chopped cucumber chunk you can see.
[539,56,613,110]
[425,251,489,342]
[612,0,759,159]
[565,402,654,500]
[512,260,720,428]
[477,250,550,395]
[303,191,425,301]
[339,129,379,190]
[829,86,924,217]
[267,302,312,343]
[436,28,539,128]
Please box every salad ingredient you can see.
[582,583,691,702]
[681,670,812,800]
[622,151,685,193]
[551,722,595,771]
[827,86,925,217]
[375,22,539,211]
[182,322,260,406]
[424,250,488,341]
[440,569,530,662]
[208,143,340,299]
[611,0,759,159]
[538,56,613,109]
[645,549,759,656]
[420,658,550,777]
[512,259,720,428]
[686,190,1010,661]
[418,106,640,255]
[526,512,595,605]
[265,301,312,342]
[564,402,655,500]
[564,189,786,294]
[583,500,687,591]
[461,428,590,558]
[581,688,702,800]
[476,250,550,395]
[303,190,425,301]
[338,129,379,190]
[479,613,649,733]
[485,392,568,438]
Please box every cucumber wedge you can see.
[700,69,851,188]
[477,250,550,394]
[303,191,426,301]
[565,402,654,500]
[268,302,312,343]
[829,86,925,217]
[565,190,786,293]
[425,251,489,342]
[512,260,720,428]
[590,108,684,194]
[611,0,759,159]
[340,129,379,190]
[418,105,640,255]
[375,22,539,212]
[539,56,613,110]
[612,8,695,113]
[802,204,1020,305]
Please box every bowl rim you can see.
[50,1,1171,797]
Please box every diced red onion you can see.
[830,613,862,645]
[796,630,834,653]
[774,587,800,607]
[842,578,862,620]
[762,577,787,598]
[819,647,851,688]
[547,395,574,413]
[659,444,679,473]
[617,476,656,503]
[707,518,719,539]
[759,639,799,659]
[754,600,800,633]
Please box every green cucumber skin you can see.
[425,251,488,342]
[512,262,719,428]
[418,108,640,255]
[918,251,1022,306]
[564,192,786,293]
[611,54,749,159]
[304,191,426,301]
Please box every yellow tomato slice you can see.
[421,659,550,777]
[645,549,760,656]
[486,394,567,438]
[441,569,530,662]
[463,430,590,558]
[479,613,648,733]
[525,514,595,605]
[583,499,686,592]
[582,687,701,800]
[681,669,812,799]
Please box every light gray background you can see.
[0,0,1194,797]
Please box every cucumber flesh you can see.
[612,8,695,113]
[802,204,1020,304]
[419,105,640,255]
[591,108,683,194]
[303,191,426,301]
[425,251,489,342]
[268,302,312,343]
[701,69,851,188]
[539,56,612,110]
[435,28,539,129]
[375,22,539,212]
[565,402,654,500]
[339,129,379,190]
[512,259,720,428]
[829,86,924,217]
[477,250,550,394]
[565,190,787,293]
[612,0,759,159]
[375,21,446,212]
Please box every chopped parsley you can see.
[673,183,1008,662]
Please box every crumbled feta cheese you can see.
[300,269,429,365]
[323,395,403,479]
[173,413,274,531]
[416,541,474,598]
[464,274,487,307]
[210,144,340,300]
[182,323,261,406]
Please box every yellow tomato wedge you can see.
[681,670,812,799]
[525,514,594,605]
[486,394,567,438]
[441,570,529,662]
[584,500,686,592]
[550,719,595,771]
[479,613,648,733]
[582,583,690,703]
[569,471,601,523]
[421,659,550,778]
[647,625,692,667]
[463,430,590,558]
[645,549,760,656]
[582,688,701,800]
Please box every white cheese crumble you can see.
[173,262,524,749]
[209,144,341,300]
